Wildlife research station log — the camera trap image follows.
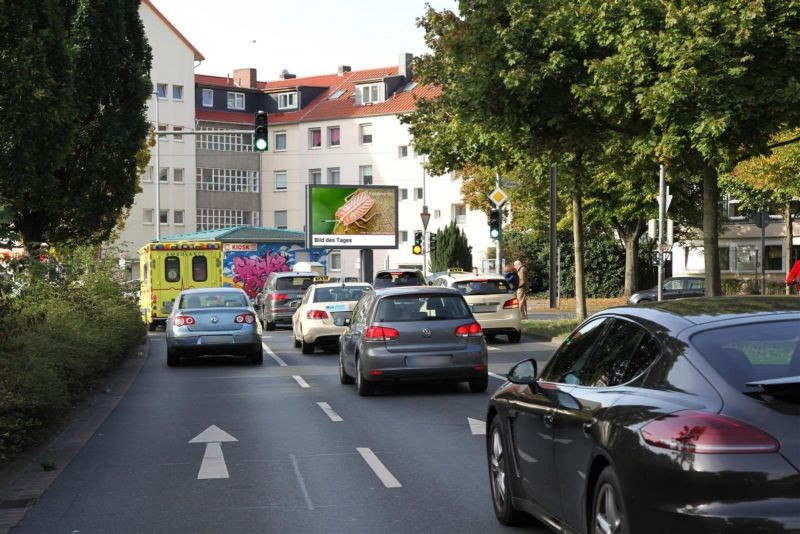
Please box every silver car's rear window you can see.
[315,286,369,303]
[375,295,471,322]
[181,293,247,308]
[453,279,512,295]
[691,320,800,391]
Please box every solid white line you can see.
[262,342,287,367]
[197,442,229,479]
[489,372,506,381]
[468,417,486,435]
[357,447,401,488]
[316,402,343,422]
[289,454,315,511]
[293,375,310,389]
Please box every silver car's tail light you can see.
[173,315,196,327]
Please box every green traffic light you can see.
[254,137,268,151]
[490,228,500,239]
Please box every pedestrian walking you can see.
[514,260,528,319]
[503,263,519,291]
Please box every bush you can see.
[0,246,145,461]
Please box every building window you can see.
[736,245,757,271]
[157,123,167,139]
[275,131,287,151]
[309,169,322,185]
[400,188,408,200]
[728,200,744,219]
[173,168,184,183]
[202,88,213,107]
[197,127,253,152]
[360,123,373,144]
[275,171,287,191]
[452,203,466,224]
[174,210,185,225]
[197,168,260,193]
[142,166,153,183]
[227,91,245,110]
[274,210,288,230]
[159,210,169,225]
[359,83,382,104]
[156,83,167,99]
[278,92,297,110]
[196,209,258,231]
[309,128,322,149]
[329,251,342,271]
[172,85,183,100]
[327,167,340,185]
[159,167,168,182]
[359,165,373,185]
[400,231,408,242]
[143,208,154,225]
[172,126,183,141]
[414,187,423,200]
[766,245,783,271]
[398,145,409,158]
[719,245,731,271]
[328,126,340,147]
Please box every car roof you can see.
[179,287,245,295]
[270,271,317,277]
[373,286,461,298]
[313,282,371,289]
[375,269,422,275]
[449,273,506,281]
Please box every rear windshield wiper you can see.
[745,376,800,402]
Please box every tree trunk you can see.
[15,210,48,248]
[620,219,645,297]
[702,164,722,296]
[572,190,587,322]
[786,202,794,295]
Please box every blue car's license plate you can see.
[199,335,234,345]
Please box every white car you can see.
[432,273,522,342]
[292,282,372,354]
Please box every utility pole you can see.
[495,172,503,274]
[153,93,160,241]
[657,165,670,301]
[549,165,557,309]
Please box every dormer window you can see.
[358,83,383,105]
[278,92,297,110]
[227,92,245,110]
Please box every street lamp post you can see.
[153,92,161,241]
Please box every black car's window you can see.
[691,320,800,392]
[582,319,661,387]
[314,286,369,303]
[165,256,180,283]
[686,279,705,290]
[375,295,471,322]
[373,271,424,289]
[541,318,608,384]
[663,279,682,290]
[453,279,511,295]
[275,276,315,291]
[192,256,207,282]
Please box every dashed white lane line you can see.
[487,346,501,351]
[489,372,505,381]
[316,402,343,422]
[293,375,310,388]
[357,447,402,488]
[262,341,287,367]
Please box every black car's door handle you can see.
[543,412,554,427]
[582,420,594,436]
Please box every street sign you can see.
[489,188,508,208]
[420,211,430,230]
[752,211,771,229]
[656,185,673,214]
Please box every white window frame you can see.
[399,231,408,242]
[173,210,185,226]
[452,203,466,225]
[309,128,322,149]
[400,188,408,200]
[143,208,154,225]
[172,126,183,142]
[196,209,257,231]
[172,85,183,101]
[159,209,169,225]
[202,88,213,107]
[359,123,373,145]
[274,131,287,151]
[159,167,169,183]
[359,83,383,104]
[196,168,260,193]
[155,83,167,99]
[359,165,373,185]
[197,127,253,152]
[227,91,245,110]
[398,145,409,158]
[327,167,340,185]
[414,187,423,200]
[173,168,184,184]
[142,166,153,183]
[329,251,342,272]
[274,210,288,230]
[278,92,297,110]
[309,169,322,185]
[328,126,341,147]
[275,171,288,191]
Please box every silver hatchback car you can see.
[165,287,263,366]
[337,286,488,396]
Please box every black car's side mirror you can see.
[507,358,538,385]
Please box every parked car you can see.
[338,286,489,396]
[292,282,372,354]
[165,287,262,366]
[432,273,522,342]
[486,296,800,533]
[372,269,427,289]
[628,276,705,304]
[255,271,318,331]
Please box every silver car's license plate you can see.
[406,355,452,367]
[198,335,234,345]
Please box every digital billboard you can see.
[306,185,399,249]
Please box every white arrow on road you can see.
[468,417,486,435]
[189,425,238,479]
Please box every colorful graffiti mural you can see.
[222,243,328,299]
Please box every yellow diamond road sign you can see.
[489,188,508,208]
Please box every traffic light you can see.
[254,110,268,152]
[412,231,423,255]
[428,232,437,253]
[489,209,501,239]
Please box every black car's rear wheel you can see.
[488,418,526,525]
[339,351,354,384]
[592,467,629,534]
[356,357,375,396]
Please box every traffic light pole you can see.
[495,173,503,275]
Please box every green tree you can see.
[0,0,152,247]
[429,222,473,272]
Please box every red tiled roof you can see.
[194,65,440,125]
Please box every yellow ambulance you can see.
[138,241,223,330]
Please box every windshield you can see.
[275,277,315,291]
[453,279,511,295]
[180,292,247,309]
[691,320,800,392]
[375,294,471,322]
[314,286,370,303]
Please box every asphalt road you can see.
[13,329,558,534]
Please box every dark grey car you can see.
[256,271,317,330]
[337,286,489,396]
[628,276,705,304]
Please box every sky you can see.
[149,0,459,80]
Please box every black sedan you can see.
[628,276,705,304]
[486,297,800,533]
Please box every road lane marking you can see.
[293,375,310,388]
[468,417,486,435]
[262,342,287,367]
[316,402,342,422]
[356,448,401,488]
[489,372,506,381]
[289,454,315,511]
[189,425,238,480]
[487,346,501,351]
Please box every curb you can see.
[0,337,151,533]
